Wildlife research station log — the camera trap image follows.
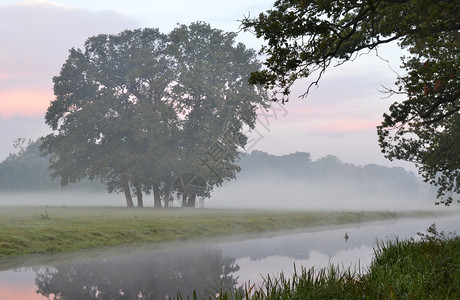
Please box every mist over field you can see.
[0,191,126,207]
[0,183,435,211]
[0,150,439,210]
[208,174,435,211]
[208,151,436,211]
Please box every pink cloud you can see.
[259,97,384,133]
[308,119,378,133]
[0,2,140,118]
[0,71,13,81]
[0,89,52,118]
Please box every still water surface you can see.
[0,213,459,299]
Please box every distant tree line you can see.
[0,138,57,191]
[236,150,434,200]
[0,138,103,192]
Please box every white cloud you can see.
[0,2,141,80]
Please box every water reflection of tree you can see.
[35,246,239,299]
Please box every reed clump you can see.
[363,223,460,299]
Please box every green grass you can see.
[216,223,460,300]
[0,206,433,258]
[363,224,460,299]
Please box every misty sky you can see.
[0,0,416,172]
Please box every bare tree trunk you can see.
[153,184,162,208]
[186,193,196,207]
[122,180,134,208]
[135,183,143,208]
[182,193,187,206]
[163,184,170,208]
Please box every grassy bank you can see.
[0,207,435,258]
[228,224,460,300]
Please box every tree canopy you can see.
[41,23,267,207]
[242,0,460,205]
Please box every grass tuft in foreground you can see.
[363,223,460,299]
[246,265,365,300]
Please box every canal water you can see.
[0,213,458,299]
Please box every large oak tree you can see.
[242,0,460,205]
[41,23,267,207]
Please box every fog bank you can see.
[207,175,437,211]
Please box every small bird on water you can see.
[344,232,349,242]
